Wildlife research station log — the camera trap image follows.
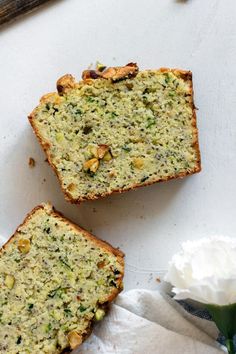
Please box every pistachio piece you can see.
[83,158,99,173]
[90,145,99,158]
[96,62,106,72]
[18,239,31,254]
[68,331,82,349]
[133,158,144,169]
[97,145,109,159]
[95,308,105,321]
[90,145,112,161]
[82,70,101,80]
[57,74,76,95]
[103,151,112,162]
[5,274,15,289]
[82,63,139,82]
[55,132,64,143]
[102,63,139,82]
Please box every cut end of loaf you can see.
[29,63,201,202]
[0,203,124,353]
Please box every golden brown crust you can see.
[28,66,201,204]
[39,92,63,105]
[67,168,201,203]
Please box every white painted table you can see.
[1,0,236,290]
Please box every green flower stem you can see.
[206,303,236,354]
[226,339,235,354]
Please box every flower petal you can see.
[166,236,236,306]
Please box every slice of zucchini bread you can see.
[0,203,124,353]
[29,63,201,202]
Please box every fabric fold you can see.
[77,289,224,354]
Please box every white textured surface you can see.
[0,0,236,290]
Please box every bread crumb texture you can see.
[0,203,124,353]
[30,65,200,202]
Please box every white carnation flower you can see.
[165,236,236,306]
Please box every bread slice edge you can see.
[28,66,201,203]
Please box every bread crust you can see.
[0,203,124,352]
[28,66,201,203]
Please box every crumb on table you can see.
[28,157,35,168]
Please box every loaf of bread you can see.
[0,203,124,353]
[29,63,201,202]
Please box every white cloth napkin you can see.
[76,289,224,354]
